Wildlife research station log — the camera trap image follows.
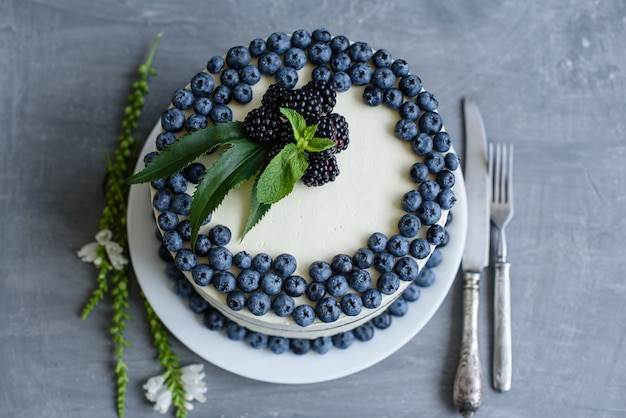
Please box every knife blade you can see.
[452,98,490,417]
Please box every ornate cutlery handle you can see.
[493,262,512,392]
[453,272,483,417]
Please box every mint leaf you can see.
[126,121,246,184]
[189,138,269,246]
[305,137,336,153]
[256,143,308,204]
[279,107,307,138]
[242,178,272,240]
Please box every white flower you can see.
[78,229,128,270]
[180,363,208,403]
[143,364,207,414]
[143,375,172,414]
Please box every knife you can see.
[452,98,490,417]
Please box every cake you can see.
[130,29,459,350]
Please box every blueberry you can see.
[348,41,373,62]
[330,35,350,52]
[152,189,171,211]
[312,65,332,83]
[275,67,298,89]
[240,65,261,85]
[436,170,456,189]
[162,230,183,252]
[258,52,282,75]
[209,224,231,246]
[419,180,441,201]
[387,234,409,257]
[388,298,409,317]
[226,290,246,311]
[383,88,404,109]
[340,293,363,316]
[347,62,373,86]
[252,253,273,272]
[315,298,342,323]
[284,47,307,70]
[362,288,382,309]
[220,68,240,88]
[438,188,457,209]
[372,68,396,89]
[373,49,392,68]
[151,178,166,191]
[272,294,295,317]
[402,282,421,302]
[274,253,297,278]
[212,85,232,105]
[176,220,192,241]
[419,111,443,135]
[233,251,252,269]
[399,74,422,97]
[174,276,194,298]
[401,190,422,212]
[290,339,311,355]
[193,234,211,256]
[245,332,269,350]
[410,162,430,183]
[415,268,436,287]
[268,336,290,354]
[446,211,454,225]
[157,210,179,231]
[372,311,392,329]
[417,200,442,226]
[284,275,307,297]
[246,292,272,316]
[260,272,282,295]
[374,253,396,273]
[394,119,418,141]
[417,91,439,111]
[183,162,205,184]
[311,337,333,354]
[248,38,267,57]
[167,173,187,194]
[363,85,384,106]
[309,261,332,282]
[426,248,443,268]
[293,304,316,327]
[171,88,195,110]
[412,133,433,156]
[445,152,460,170]
[391,59,410,76]
[305,282,326,301]
[395,257,420,281]
[353,323,375,342]
[399,101,420,121]
[331,254,353,274]
[208,246,233,271]
[291,29,312,49]
[425,151,446,174]
[331,71,351,92]
[206,56,224,73]
[332,331,355,349]
[367,232,388,253]
[203,308,226,330]
[330,52,351,72]
[225,45,251,69]
[438,230,450,247]
[237,269,261,292]
[326,275,349,297]
[308,43,332,66]
[312,28,332,43]
[175,248,197,271]
[433,132,452,152]
[348,269,372,292]
[426,224,446,246]
[189,292,209,313]
[209,105,232,123]
[193,97,213,116]
[232,83,252,104]
[171,193,192,216]
[225,321,247,341]
[165,262,183,281]
[267,32,291,54]
[190,72,215,97]
[161,108,185,132]
[213,270,236,293]
[192,264,214,286]
[398,213,421,238]
[353,248,375,269]
[410,238,431,259]
[377,272,400,295]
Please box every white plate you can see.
[127,127,467,385]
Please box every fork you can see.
[488,143,514,392]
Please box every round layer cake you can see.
[139,29,459,339]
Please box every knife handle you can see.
[493,262,512,392]
[453,272,483,417]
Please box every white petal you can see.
[109,253,129,271]
[143,375,166,401]
[95,229,113,245]
[181,363,204,374]
[154,388,172,414]
[77,242,99,262]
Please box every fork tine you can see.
[498,143,506,204]
[488,143,495,202]
[507,144,514,203]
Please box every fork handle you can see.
[493,262,512,392]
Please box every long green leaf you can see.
[189,139,269,246]
[242,178,272,240]
[126,121,246,184]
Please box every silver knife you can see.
[453,98,490,417]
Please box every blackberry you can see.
[302,154,340,187]
[328,113,349,152]
[303,80,336,113]
[265,142,285,164]
[314,115,338,158]
[244,106,282,143]
[280,88,322,124]
[261,84,288,109]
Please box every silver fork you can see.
[488,143,514,392]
